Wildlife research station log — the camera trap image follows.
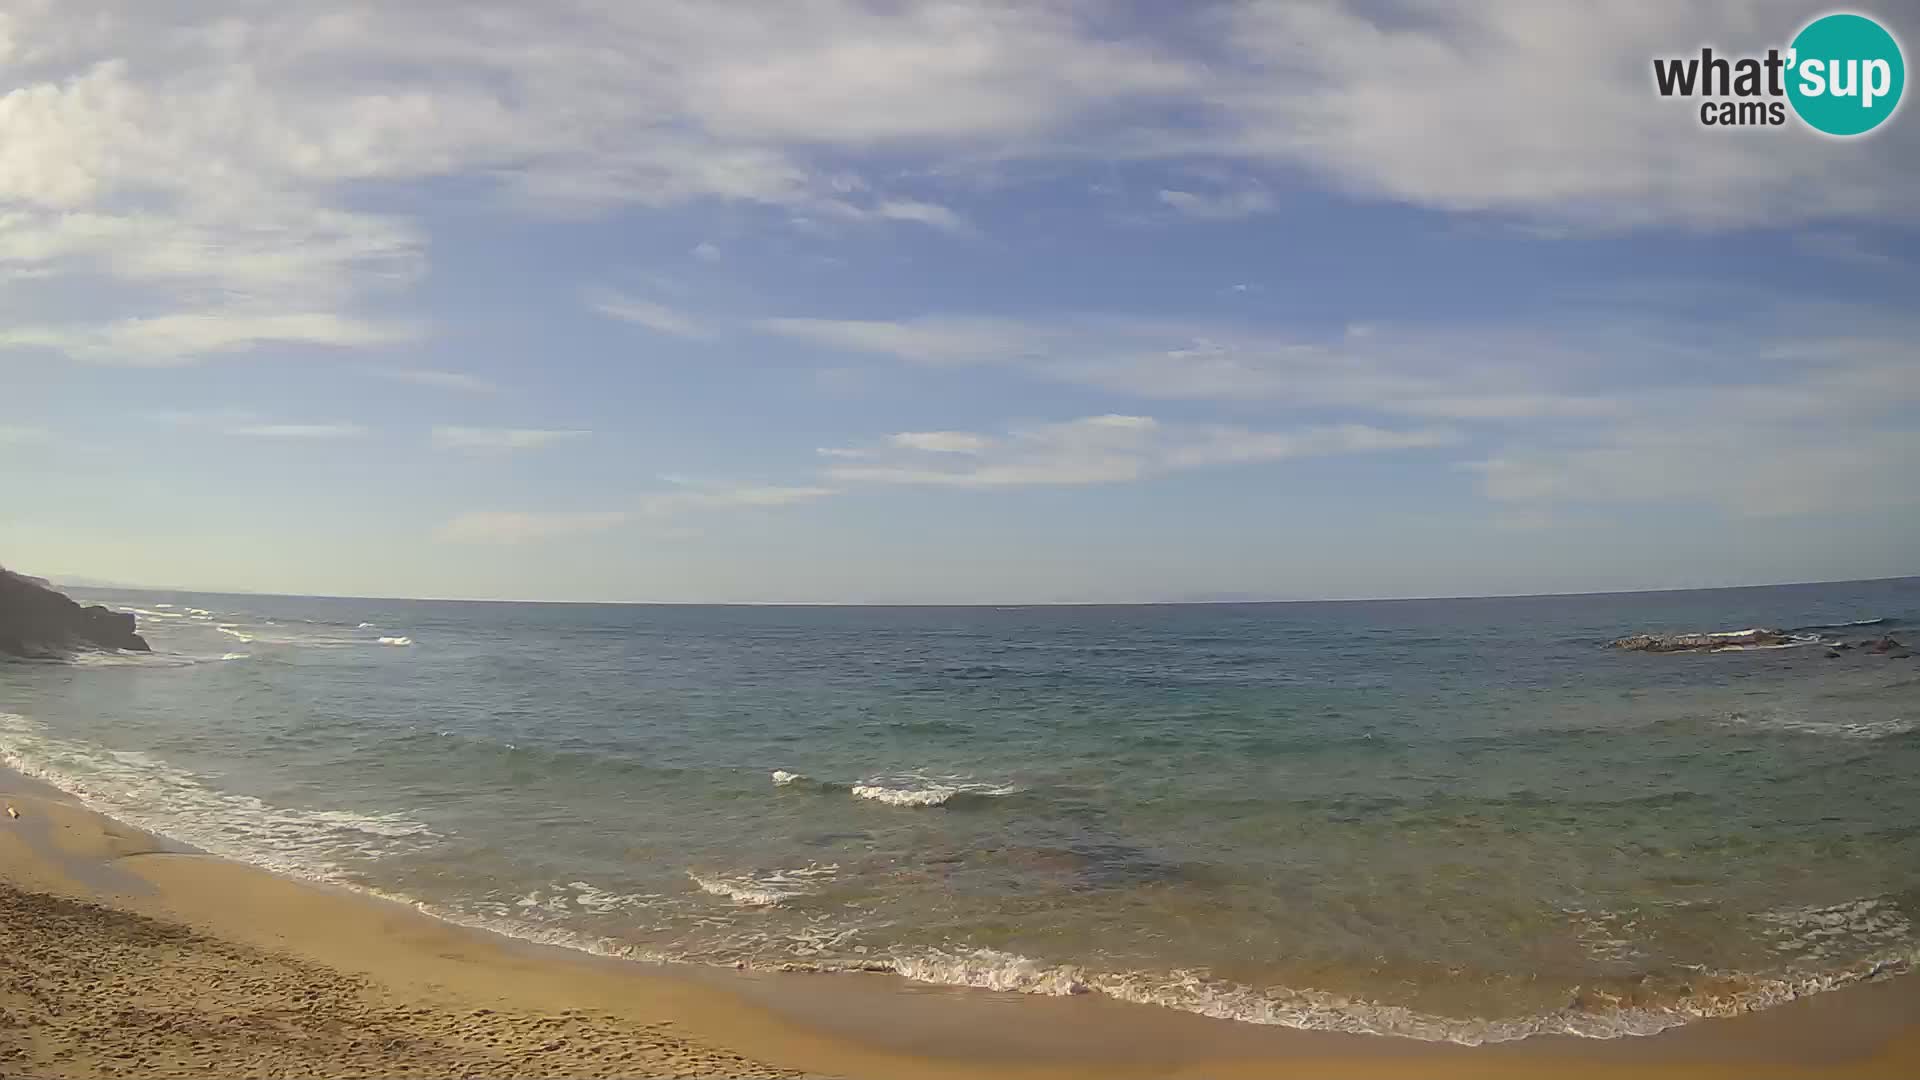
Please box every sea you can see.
[2,578,1916,1045]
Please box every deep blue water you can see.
[3,578,1917,1042]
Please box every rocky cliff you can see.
[0,566,150,659]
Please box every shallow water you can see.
[3,580,1917,1042]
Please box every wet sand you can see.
[3,777,1918,1078]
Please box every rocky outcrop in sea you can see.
[0,566,150,659]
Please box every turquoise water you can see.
[2,580,1917,1042]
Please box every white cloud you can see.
[887,430,994,454]
[431,427,590,451]
[828,413,1455,488]
[638,484,839,514]
[691,241,722,262]
[760,313,1620,420]
[439,510,633,544]
[366,367,499,394]
[759,316,1036,364]
[225,423,366,439]
[4,1,1911,383]
[1464,329,1920,518]
[589,292,710,339]
[1469,430,1920,518]
[1157,187,1272,220]
[437,484,834,545]
[870,200,967,231]
[1201,2,1920,228]
[0,311,418,366]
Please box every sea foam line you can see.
[0,711,434,882]
[868,940,1919,1045]
[9,715,1913,1046]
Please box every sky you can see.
[2,1,1918,603]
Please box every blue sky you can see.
[3,1,1917,602]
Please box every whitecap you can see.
[357,622,377,629]
[1722,713,1914,740]
[216,626,254,643]
[377,636,413,647]
[771,769,806,785]
[850,770,1020,807]
[688,863,838,907]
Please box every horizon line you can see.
[48,572,1920,609]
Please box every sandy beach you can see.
[0,775,1916,1079]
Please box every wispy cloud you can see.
[887,430,993,453]
[1157,187,1272,220]
[826,414,1457,488]
[225,423,367,439]
[0,312,419,367]
[431,427,591,451]
[368,367,500,395]
[637,484,839,515]
[760,313,1622,421]
[439,484,837,545]
[1462,328,1920,518]
[439,511,634,544]
[589,291,711,339]
[868,199,968,231]
[0,425,51,445]
[759,316,1034,364]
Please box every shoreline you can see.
[4,772,1919,1077]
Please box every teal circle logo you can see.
[1787,13,1905,136]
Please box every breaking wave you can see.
[1722,712,1915,740]
[872,937,1916,1045]
[0,712,435,881]
[851,771,1021,807]
[687,863,839,907]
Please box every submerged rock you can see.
[0,566,150,658]
[1863,636,1905,654]
[1609,628,1793,653]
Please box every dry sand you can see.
[3,781,1918,1079]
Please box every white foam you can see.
[850,770,1020,807]
[216,626,254,643]
[68,651,227,669]
[220,652,251,662]
[1756,898,1913,965]
[0,712,435,882]
[771,769,806,785]
[377,636,413,647]
[511,881,663,917]
[154,603,174,609]
[688,863,838,907]
[357,622,377,629]
[874,941,1916,1045]
[1722,713,1914,740]
[889,948,1091,995]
